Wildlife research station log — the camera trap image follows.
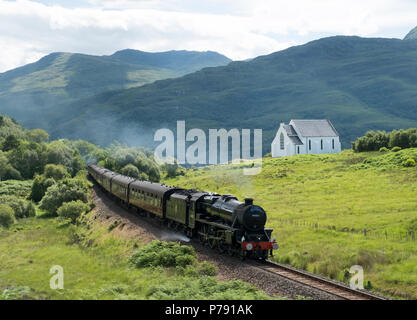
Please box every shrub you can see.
[129,240,196,268]
[0,180,32,198]
[0,195,35,219]
[39,178,89,215]
[391,146,402,152]
[120,164,140,178]
[402,158,416,167]
[30,175,56,202]
[0,204,15,227]
[57,200,90,223]
[379,147,388,152]
[43,164,70,181]
[198,261,218,276]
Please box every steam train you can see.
[87,164,278,260]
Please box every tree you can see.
[7,143,44,179]
[57,200,90,223]
[25,129,49,143]
[29,175,56,202]
[39,178,89,215]
[43,164,70,181]
[120,164,140,178]
[2,135,20,152]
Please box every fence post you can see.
[363,228,367,237]
[411,231,415,241]
[385,230,388,240]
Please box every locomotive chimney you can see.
[244,198,253,206]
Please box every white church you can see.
[271,119,341,157]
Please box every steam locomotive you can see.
[87,164,278,260]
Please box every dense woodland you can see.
[0,113,180,228]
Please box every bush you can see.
[43,164,70,181]
[379,147,389,152]
[39,178,90,215]
[57,200,90,223]
[0,195,35,219]
[30,175,56,202]
[352,128,417,152]
[0,204,15,227]
[198,261,218,276]
[129,240,196,268]
[0,180,32,198]
[120,164,140,178]
[391,146,402,152]
[402,159,416,167]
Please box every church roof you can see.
[291,119,339,137]
[283,125,298,136]
[288,136,303,145]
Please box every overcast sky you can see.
[0,0,416,72]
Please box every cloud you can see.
[0,0,416,72]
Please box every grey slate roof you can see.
[291,119,339,137]
[283,125,298,136]
[288,136,304,145]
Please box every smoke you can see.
[159,230,191,242]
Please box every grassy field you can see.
[0,207,269,300]
[164,149,417,299]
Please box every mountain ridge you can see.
[50,35,417,150]
[0,49,231,127]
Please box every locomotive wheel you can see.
[208,238,216,249]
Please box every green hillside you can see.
[110,49,232,75]
[0,50,231,129]
[53,35,417,150]
[164,150,417,299]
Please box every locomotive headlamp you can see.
[246,243,253,250]
[273,243,279,250]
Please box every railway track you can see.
[92,185,389,300]
[252,259,387,300]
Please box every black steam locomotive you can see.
[87,164,278,260]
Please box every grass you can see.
[164,149,417,299]
[0,208,269,300]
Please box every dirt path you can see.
[91,185,339,300]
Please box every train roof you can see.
[112,174,136,185]
[130,180,179,196]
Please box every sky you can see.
[0,0,416,72]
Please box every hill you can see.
[53,36,417,149]
[164,150,417,299]
[404,26,417,40]
[0,50,231,129]
[110,49,232,75]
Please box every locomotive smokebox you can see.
[244,198,253,206]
